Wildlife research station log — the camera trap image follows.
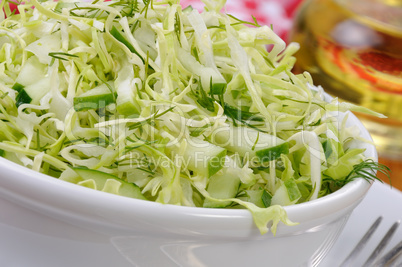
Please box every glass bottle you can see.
[289,0,402,159]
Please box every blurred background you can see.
[180,0,302,41]
[181,0,402,190]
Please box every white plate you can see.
[1,180,401,267]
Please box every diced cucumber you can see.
[116,100,141,116]
[14,77,51,106]
[271,178,301,206]
[23,77,52,104]
[284,178,302,202]
[167,137,227,178]
[12,56,50,106]
[12,83,25,92]
[14,56,47,87]
[67,167,147,200]
[15,89,32,107]
[115,64,141,115]
[210,125,289,163]
[244,189,272,208]
[73,83,115,111]
[203,156,241,208]
[203,170,241,208]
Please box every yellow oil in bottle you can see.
[289,0,402,159]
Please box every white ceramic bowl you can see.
[0,110,376,267]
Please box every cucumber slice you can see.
[284,178,302,202]
[187,139,226,178]
[211,125,289,163]
[73,83,115,111]
[67,167,147,200]
[167,137,227,178]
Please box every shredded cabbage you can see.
[0,0,385,235]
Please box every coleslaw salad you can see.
[0,0,388,234]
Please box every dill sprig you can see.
[69,6,106,19]
[227,14,261,27]
[275,95,326,110]
[141,0,152,18]
[344,159,390,184]
[323,159,391,191]
[189,124,212,137]
[110,0,139,17]
[49,52,78,66]
[49,52,78,60]
[174,11,182,46]
[64,137,111,147]
[223,103,265,127]
[191,82,266,131]
[127,106,175,130]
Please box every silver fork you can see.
[340,216,402,267]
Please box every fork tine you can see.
[340,216,383,267]
[372,240,402,267]
[363,221,400,266]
